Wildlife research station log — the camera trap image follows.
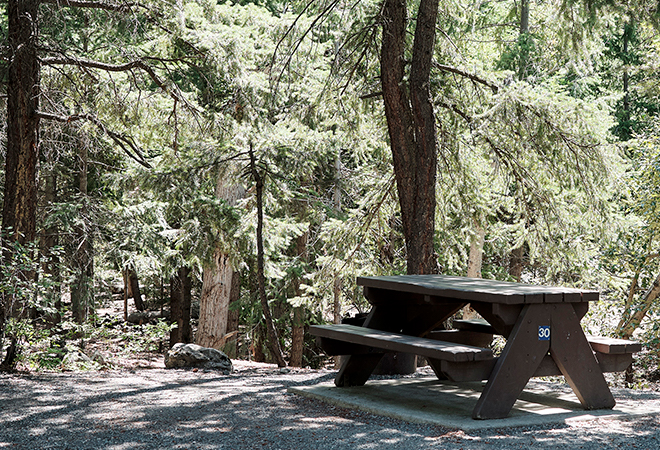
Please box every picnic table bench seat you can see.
[310,324,493,363]
[312,319,642,384]
[452,319,642,355]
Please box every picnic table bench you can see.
[310,275,641,420]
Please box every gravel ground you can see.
[1,361,660,450]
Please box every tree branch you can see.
[41,0,146,13]
[433,62,499,94]
[36,111,152,168]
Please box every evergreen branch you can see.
[271,0,341,93]
[41,0,148,13]
[40,54,201,116]
[432,62,499,94]
[36,111,152,168]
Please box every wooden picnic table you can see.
[311,275,641,420]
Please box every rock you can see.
[127,310,170,324]
[165,343,233,374]
[61,351,94,370]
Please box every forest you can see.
[1,0,660,375]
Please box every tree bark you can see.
[463,224,485,319]
[618,271,660,340]
[170,266,192,347]
[509,245,524,281]
[249,147,287,367]
[71,139,93,323]
[2,0,41,332]
[289,232,309,368]
[381,0,439,275]
[197,173,244,350]
[41,170,61,324]
[124,267,145,311]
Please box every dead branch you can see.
[432,62,499,94]
[36,111,152,168]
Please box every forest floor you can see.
[2,359,660,450]
[3,297,660,449]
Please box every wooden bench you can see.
[310,324,493,363]
[452,318,642,354]
[314,320,643,383]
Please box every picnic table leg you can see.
[334,304,398,387]
[550,303,615,410]
[472,304,551,419]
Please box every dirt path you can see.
[1,362,660,450]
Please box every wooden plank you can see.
[587,336,642,354]
[550,303,615,410]
[452,319,496,334]
[427,329,494,348]
[310,324,493,362]
[472,304,552,419]
[357,275,598,305]
[435,352,634,382]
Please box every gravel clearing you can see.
[1,361,660,450]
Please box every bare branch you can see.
[36,111,152,168]
[432,62,499,94]
[41,0,146,13]
[41,54,202,116]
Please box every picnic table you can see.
[310,275,641,420]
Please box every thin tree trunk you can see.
[290,232,309,368]
[509,246,524,281]
[224,272,241,358]
[618,271,660,340]
[41,171,61,324]
[124,267,145,312]
[249,146,286,367]
[463,224,485,319]
[170,267,192,347]
[381,0,439,275]
[71,140,93,323]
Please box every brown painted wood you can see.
[357,275,599,304]
[587,336,642,354]
[550,303,616,410]
[452,319,496,334]
[427,329,494,348]
[472,304,552,419]
[316,337,384,356]
[433,352,634,382]
[310,324,493,362]
[335,353,385,387]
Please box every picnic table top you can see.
[357,274,599,304]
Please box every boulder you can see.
[127,310,170,324]
[165,343,233,374]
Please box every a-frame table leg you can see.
[472,304,551,419]
[550,303,615,409]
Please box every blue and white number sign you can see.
[538,326,550,341]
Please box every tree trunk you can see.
[71,140,93,323]
[41,170,61,324]
[2,0,41,333]
[170,266,192,347]
[124,267,145,311]
[224,271,241,358]
[249,146,287,367]
[463,224,485,319]
[197,172,244,349]
[290,232,309,368]
[509,245,524,281]
[197,252,238,349]
[381,0,439,275]
[618,271,660,340]
[467,225,485,278]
